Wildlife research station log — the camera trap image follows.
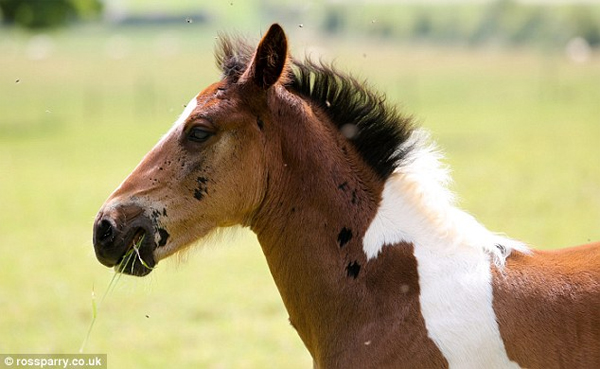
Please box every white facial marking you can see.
[108,95,199,202]
[162,95,199,140]
[363,130,527,368]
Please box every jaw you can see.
[150,223,220,264]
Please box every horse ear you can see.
[244,23,288,90]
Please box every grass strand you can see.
[79,236,143,352]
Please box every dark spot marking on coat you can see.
[337,227,353,248]
[162,208,168,217]
[351,190,357,204]
[495,244,507,257]
[257,116,264,130]
[194,177,209,201]
[157,228,170,247]
[151,209,161,221]
[338,181,348,191]
[346,261,361,279]
[291,207,296,213]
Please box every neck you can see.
[249,99,378,362]
[248,102,445,366]
[246,84,530,366]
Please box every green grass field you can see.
[0,20,599,369]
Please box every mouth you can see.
[114,228,157,276]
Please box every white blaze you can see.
[163,95,199,140]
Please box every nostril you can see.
[97,219,115,244]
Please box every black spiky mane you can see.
[216,36,416,180]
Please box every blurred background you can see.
[1,1,599,368]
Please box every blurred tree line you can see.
[3,0,599,50]
[322,0,600,48]
[0,0,102,29]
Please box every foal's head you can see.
[93,23,414,276]
[93,25,290,275]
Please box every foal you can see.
[93,24,600,368]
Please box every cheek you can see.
[220,142,267,214]
[183,155,214,203]
[159,129,266,226]
[173,152,204,180]
[193,142,266,222]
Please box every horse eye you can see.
[188,127,213,143]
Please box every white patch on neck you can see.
[363,130,527,368]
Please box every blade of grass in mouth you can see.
[133,235,155,271]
